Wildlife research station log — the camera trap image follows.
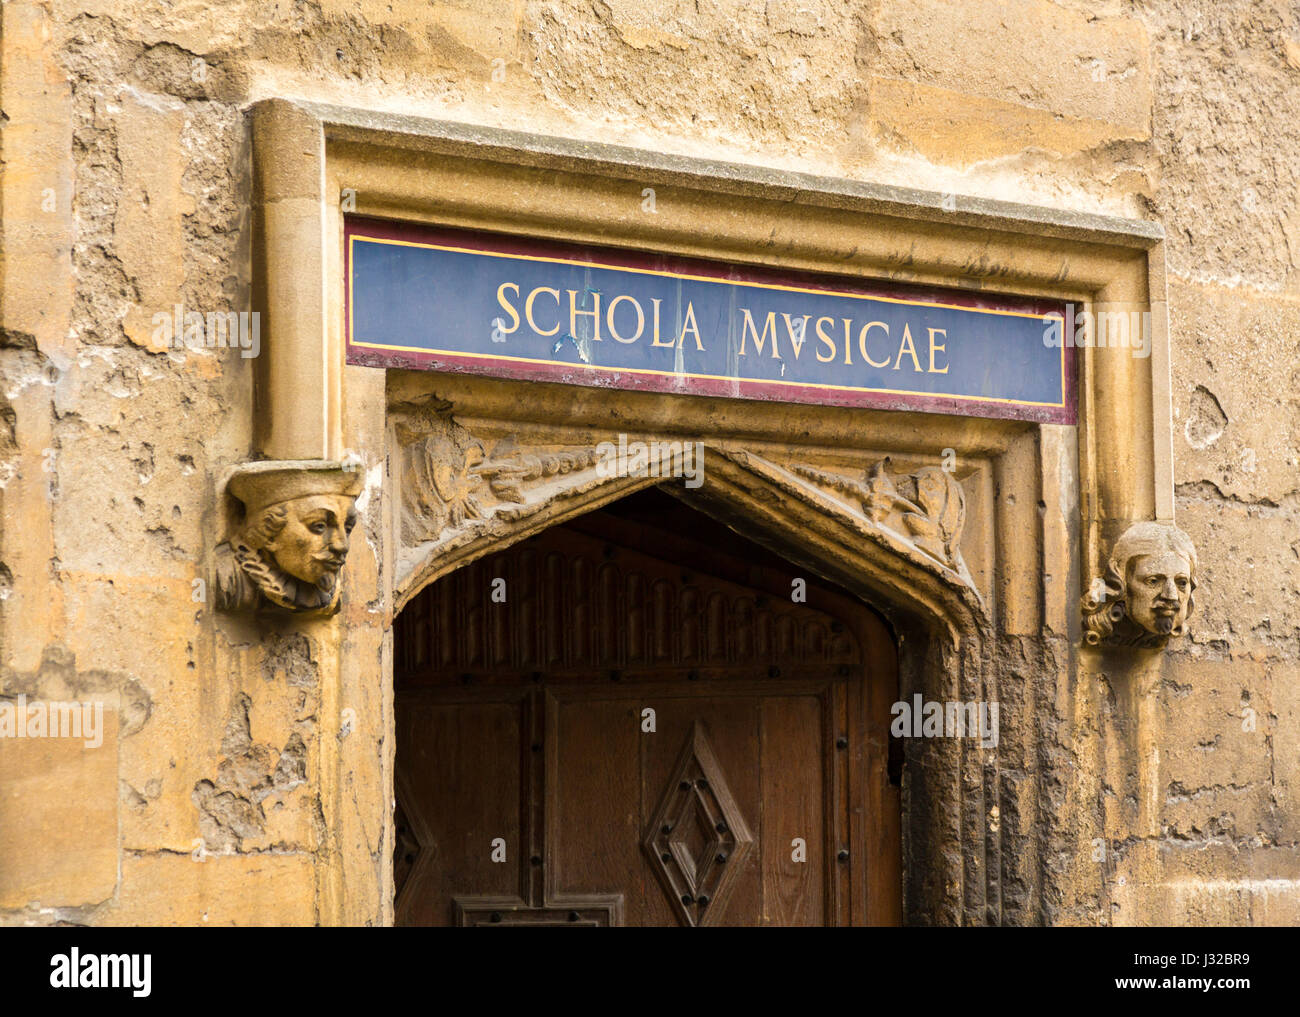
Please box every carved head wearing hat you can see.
[217,461,364,614]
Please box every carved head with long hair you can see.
[1083,522,1197,647]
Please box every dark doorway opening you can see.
[393,486,901,926]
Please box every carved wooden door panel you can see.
[394,493,900,926]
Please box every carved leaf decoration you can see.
[403,435,488,541]
[402,438,450,543]
[789,457,965,570]
[472,453,541,504]
[397,419,618,560]
[471,447,602,505]
[862,459,908,521]
[900,467,965,561]
[430,447,486,528]
[791,462,877,509]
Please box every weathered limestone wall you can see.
[1,0,1296,925]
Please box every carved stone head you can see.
[216,462,364,615]
[1082,522,1198,648]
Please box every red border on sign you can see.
[344,216,1077,425]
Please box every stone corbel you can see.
[1081,522,1198,649]
[214,461,364,616]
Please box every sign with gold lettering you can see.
[346,218,1073,423]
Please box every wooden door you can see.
[393,490,900,926]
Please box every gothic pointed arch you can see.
[393,404,987,647]
[391,403,999,925]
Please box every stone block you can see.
[107,852,316,925]
[0,707,119,908]
[871,0,1150,164]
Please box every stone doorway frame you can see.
[246,99,1173,925]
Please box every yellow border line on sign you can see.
[346,233,1069,409]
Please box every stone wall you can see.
[1,0,1296,925]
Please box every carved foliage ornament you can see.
[396,403,628,557]
[215,461,363,615]
[1082,522,1198,648]
[790,457,968,572]
[402,432,598,545]
[394,404,980,605]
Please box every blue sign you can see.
[346,219,1072,423]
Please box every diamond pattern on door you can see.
[643,721,754,927]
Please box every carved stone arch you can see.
[392,413,998,925]
[395,438,986,641]
[393,403,986,632]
